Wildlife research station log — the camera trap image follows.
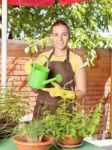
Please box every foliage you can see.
[0,87,28,137]
[24,37,51,55]
[45,98,103,140]
[0,0,112,66]
[13,120,49,143]
[5,0,112,39]
[11,100,53,143]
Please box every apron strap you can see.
[66,49,69,62]
[48,48,70,62]
[66,49,75,90]
[44,49,54,66]
[48,49,55,61]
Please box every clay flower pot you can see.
[58,135,83,147]
[13,136,54,150]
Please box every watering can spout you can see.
[43,74,62,85]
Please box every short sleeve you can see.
[70,52,84,73]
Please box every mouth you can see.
[58,42,64,45]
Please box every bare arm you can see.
[75,67,87,100]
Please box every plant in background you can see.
[0,87,28,138]
[3,0,112,66]
[24,37,51,55]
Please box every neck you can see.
[54,48,67,56]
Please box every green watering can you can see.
[28,55,62,89]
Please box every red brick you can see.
[14,70,26,75]
[7,76,21,81]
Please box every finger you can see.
[42,88,51,92]
[51,82,61,88]
[42,88,55,92]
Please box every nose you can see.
[58,35,63,40]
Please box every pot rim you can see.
[13,136,54,146]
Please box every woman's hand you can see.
[42,82,75,100]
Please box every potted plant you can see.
[0,87,54,150]
[9,82,103,149]
[0,87,27,138]
[12,114,54,150]
[42,83,103,148]
[49,98,103,148]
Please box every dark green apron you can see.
[33,49,75,119]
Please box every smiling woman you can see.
[30,19,87,119]
[51,23,70,54]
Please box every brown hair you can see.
[50,19,70,38]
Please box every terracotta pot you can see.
[58,135,83,146]
[13,136,54,150]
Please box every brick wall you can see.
[0,39,111,138]
[75,48,111,139]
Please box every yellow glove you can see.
[43,82,75,100]
[24,59,32,75]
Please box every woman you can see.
[26,19,87,119]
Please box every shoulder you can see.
[37,49,53,65]
[69,50,83,62]
[39,49,53,57]
[69,50,84,72]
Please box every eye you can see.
[62,33,69,36]
[52,33,58,37]
[52,32,69,37]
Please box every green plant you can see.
[12,111,54,150]
[24,37,51,55]
[11,102,53,143]
[46,97,103,141]
[13,120,47,143]
[0,87,28,137]
[4,1,112,66]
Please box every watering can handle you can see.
[33,55,49,69]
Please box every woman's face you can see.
[51,24,69,51]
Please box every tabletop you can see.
[0,138,105,150]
